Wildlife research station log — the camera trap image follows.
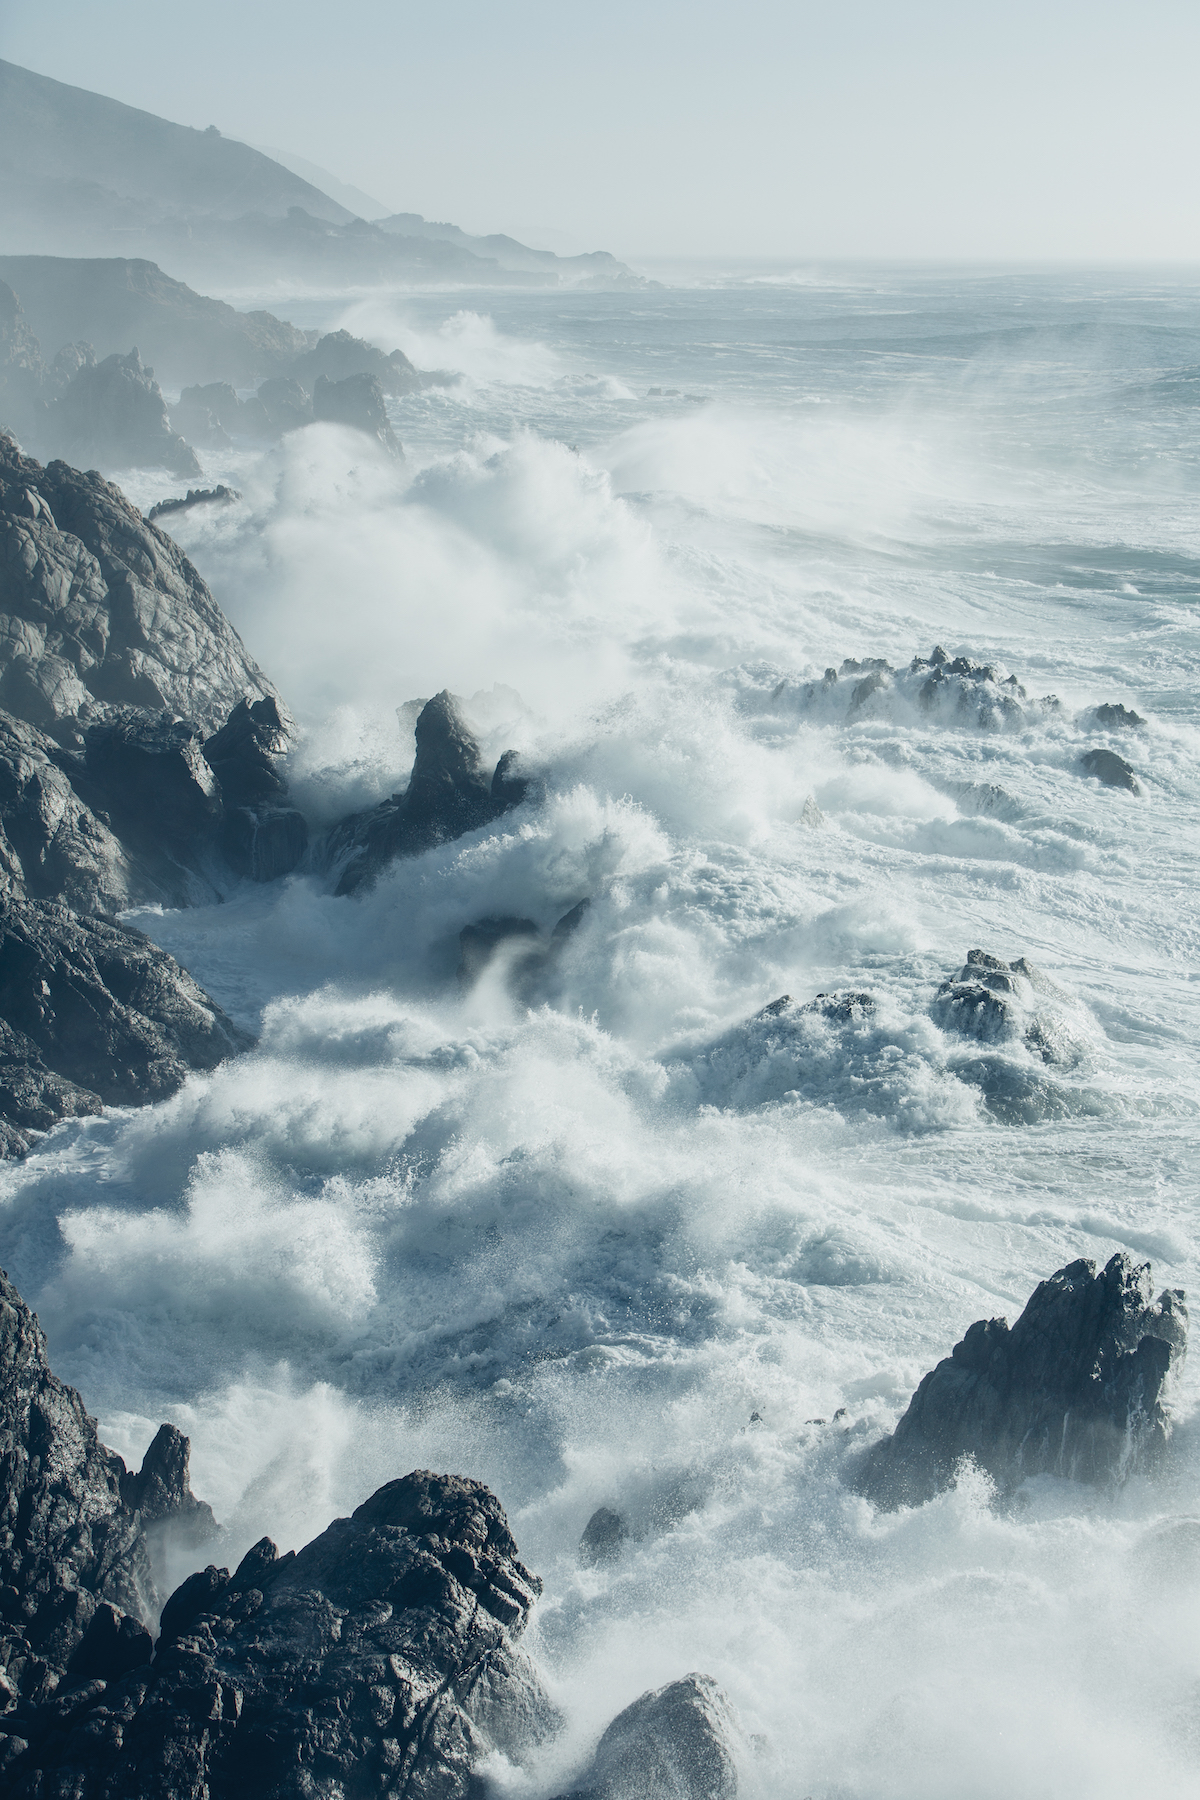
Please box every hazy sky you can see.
[2,0,1199,262]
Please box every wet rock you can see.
[67,1603,153,1682]
[554,1672,739,1800]
[145,483,239,522]
[6,1471,560,1799]
[1090,702,1145,730]
[254,374,312,432]
[329,690,526,895]
[933,949,1077,1064]
[312,370,401,454]
[579,1506,628,1567]
[1081,746,1140,793]
[38,347,201,477]
[0,895,251,1150]
[0,434,283,738]
[0,710,135,912]
[84,711,221,858]
[289,328,420,396]
[853,1253,1188,1508]
[202,695,308,881]
[120,1424,217,1545]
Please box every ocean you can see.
[4,264,1199,1796]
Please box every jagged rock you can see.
[289,328,420,396]
[579,1506,628,1567]
[933,949,1069,1060]
[120,1425,217,1541]
[329,690,527,895]
[5,1470,561,1799]
[0,710,135,912]
[554,1673,739,1800]
[312,370,401,454]
[203,695,307,882]
[37,347,201,477]
[255,375,312,432]
[853,1253,1188,1508]
[0,434,283,739]
[1081,746,1140,793]
[0,896,251,1151]
[145,483,239,522]
[760,645,1064,733]
[0,1266,157,1692]
[84,711,222,857]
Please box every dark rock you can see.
[552,898,591,942]
[1091,703,1145,730]
[38,347,201,477]
[579,1506,628,1567]
[0,1265,156,1681]
[0,895,251,1146]
[554,1673,739,1800]
[204,695,308,881]
[254,375,312,432]
[84,711,221,855]
[0,710,134,912]
[932,949,1070,1062]
[0,434,283,739]
[853,1253,1188,1508]
[8,1471,560,1799]
[67,1603,153,1681]
[312,370,401,454]
[145,483,239,522]
[120,1424,217,1544]
[329,690,526,895]
[1081,747,1140,793]
[458,916,540,988]
[289,328,420,396]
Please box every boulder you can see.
[579,1505,628,1567]
[312,370,402,454]
[1081,746,1140,793]
[554,1673,739,1800]
[853,1253,1188,1508]
[37,347,201,477]
[1090,702,1145,730]
[328,690,527,895]
[0,895,251,1151]
[4,1464,561,1798]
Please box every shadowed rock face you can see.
[38,347,200,477]
[0,897,252,1153]
[554,1673,739,1800]
[313,370,401,454]
[854,1253,1188,1509]
[290,329,420,396]
[1081,746,1140,793]
[328,690,529,895]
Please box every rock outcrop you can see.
[554,1674,739,1800]
[313,370,401,454]
[854,1253,1188,1508]
[327,690,528,895]
[0,897,252,1154]
[0,1266,209,1708]
[290,328,420,396]
[0,434,280,739]
[38,347,201,477]
[932,949,1080,1067]
[145,484,239,523]
[1081,746,1140,793]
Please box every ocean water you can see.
[5,265,1200,1796]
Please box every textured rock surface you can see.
[5,1468,560,1798]
[291,329,420,396]
[0,433,281,739]
[0,896,251,1152]
[0,1265,209,1708]
[554,1673,739,1800]
[1081,746,1140,792]
[328,690,527,895]
[313,370,401,454]
[145,484,239,523]
[854,1253,1188,1508]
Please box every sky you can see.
[2,0,1199,262]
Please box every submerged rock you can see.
[554,1673,739,1800]
[1081,746,1140,793]
[328,690,528,895]
[853,1253,1188,1508]
[1089,702,1145,730]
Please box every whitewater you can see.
[4,264,1200,1796]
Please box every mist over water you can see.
[5,266,1200,1795]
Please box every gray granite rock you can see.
[554,1673,739,1800]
